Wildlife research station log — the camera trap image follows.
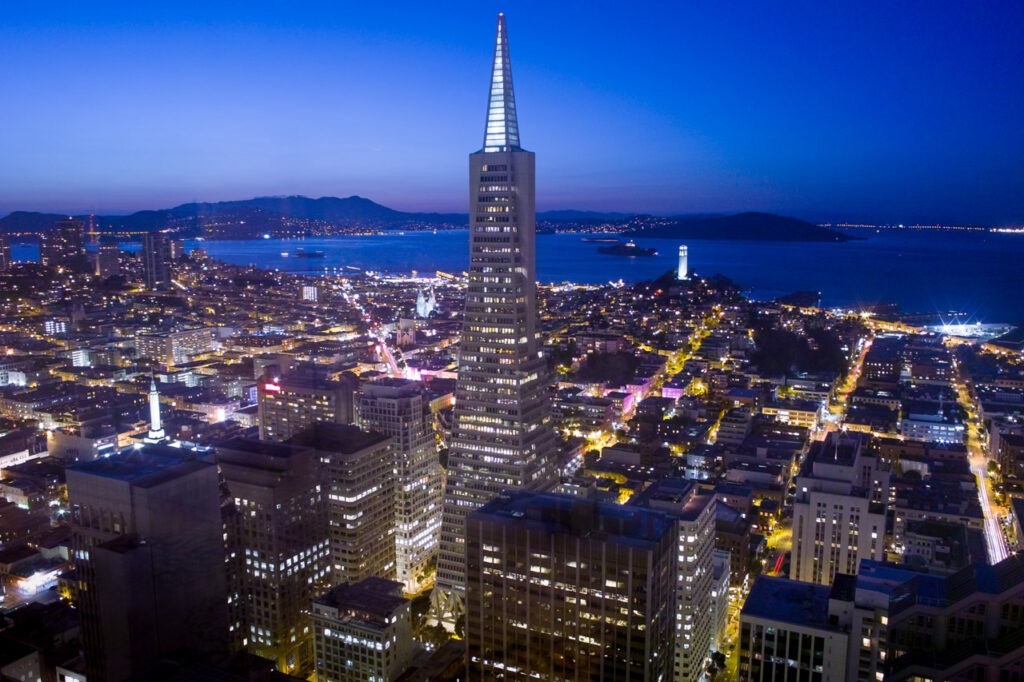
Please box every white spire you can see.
[148,374,165,441]
[482,14,521,152]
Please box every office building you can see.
[633,478,717,682]
[258,368,358,441]
[883,554,1024,681]
[312,577,416,682]
[791,431,889,585]
[739,576,849,682]
[465,491,678,681]
[710,549,732,649]
[135,326,217,366]
[289,423,396,583]
[678,244,688,280]
[0,234,11,272]
[215,438,331,677]
[357,378,443,592]
[302,285,318,302]
[141,232,175,289]
[434,12,559,627]
[94,239,120,279]
[67,443,229,681]
[39,219,86,270]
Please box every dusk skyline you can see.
[4,1,1024,225]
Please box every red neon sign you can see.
[264,383,282,392]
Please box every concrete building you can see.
[289,423,396,583]
[39,219,86,270]
[356,378,442,592]
[739,576,849,682]
[66,443,229,681]
[134,326,217,367]
[791,431,889,585]
[632,478,717,682]
[258,368,357,442]
[0,235,11,272]
[214,438,331,677]
[465,491,678,681]
[434,14,559,626]
[94,239,120,279]
[710,549,732,650]
[141,232,175,289]
[312,577,416,682]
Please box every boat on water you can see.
[581,236,622,243]
[597,240,657,257]
[294,249,325,258]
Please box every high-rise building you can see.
[0,234,11,272]
[311,577,416,682]
[357,378,443,592]
[633,478,717,682]
[302,285,318,302]
[141,232,174,289]
[288,423,396,584]
[39,219,87,270]
[677,244,689,280]
[95,239,120,279]
[433,12,558,627]
[214,438,331,677]
[465,491,678,681]
[258,367,358,441]
[791,431,889,585]
[67,443,229,681]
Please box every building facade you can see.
[465,491,678,681]
[289,423,396,584]
[66,444,229,681]
[258,369,357,441]
[215,438,331,677]
[633,478,717,682]
[311,577,416,682]
[357,378,443,592]
[791,432,889,585]
[141,232,174,289]
[433,12,559,627]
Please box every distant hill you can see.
[624,212,855,242]
[536,209,631,221]
[0,195,467,237]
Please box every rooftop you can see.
[70,443,210,488]
[742,575,836,630]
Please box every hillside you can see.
[623,212,855,242]
[0,195,466,237]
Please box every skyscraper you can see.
[215,438,331,677]
[465,491,678,681]
[95,238,120,279]
[67,444,229,681]
[141,232,174,289]
[39,219,87,271]
[432,14,558,626]
[0,234,11,272]
[357,378,443,593]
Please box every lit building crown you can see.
[482,14,521,152]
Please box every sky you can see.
[2,1,1023,225]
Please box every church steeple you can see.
[482,14,521,152]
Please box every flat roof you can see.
[742,575,835,630]
[70,443,211,488]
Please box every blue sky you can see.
[2,1,1023,224]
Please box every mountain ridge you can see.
[0,196,851,242]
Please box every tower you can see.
[147,375,165,442]
[431,14,558,626]
[357,378,443,593]
[141,232,174,290]
[678,244,689,280]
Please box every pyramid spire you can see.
[482,14,521,152]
